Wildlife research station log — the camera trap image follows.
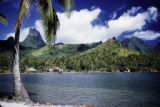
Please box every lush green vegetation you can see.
[19,38,160,72]
[0,52,12,73]
[1,38,160,73]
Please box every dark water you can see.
[0,72,160,107]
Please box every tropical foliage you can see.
[1,38,160,73]
[20,39,160,72]
[20,42,160,72]
[0,52,12,73]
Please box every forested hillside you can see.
[1,36,160,73]
[19,38,160,72]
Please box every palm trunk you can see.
[13,27,30,101]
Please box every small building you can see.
[53,67,63,73]
[26,67,37,72]
[46,66,64,73]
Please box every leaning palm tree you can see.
[0,0,8,25]
[14,0,73,100]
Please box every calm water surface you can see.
[0,72,160,107]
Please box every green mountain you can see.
[20,28,46,48]
[19,28,160,57]
[20,36,138,59]
[1,36,160,72]
[21,41,103,57]
[1,28,160,72]
[121,37,160,54]
[19,38,141,72]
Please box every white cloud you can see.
[126,30,160,40]
[104,6,159,41]
[147,7,158,22]
[6,32,14,39]
[56,8,107,44]
[111,13,117,19]
[125,7,142,16]
[6,28,30,42]
[35,20,46,42]
[20,28,30,41]
[6,6,159,43]
[106,13,146,37]
[55,6,159,43]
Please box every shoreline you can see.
[0,99,92,107]
[0,71,160,75]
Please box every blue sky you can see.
[0,0,160,44]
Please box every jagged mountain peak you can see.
[20,28,46,48]
[29,28,40,36]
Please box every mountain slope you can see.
[20,28,46,48]
[121,37,160,54]
[29,42,102,57]
[19,38,140,72]
[20,37,137,58]
[78,38,138,57]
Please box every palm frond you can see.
[38,0,59,45]
[58,0,74,16]
[0,13,8,25]
[0,0,8,25]
[15,0,29,29]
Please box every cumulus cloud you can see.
[104,6,159,41]
[125,7,142,16]
[55,6,159,43]
[56,8,107,44]
[147,7,158,22]
[35,20,46,42]
[6,6,159,43]
[6,28,30,42]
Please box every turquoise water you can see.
[0,72,160,107]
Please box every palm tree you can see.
[13,0,73,100]
[0,0,8,25]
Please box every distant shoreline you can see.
[0,71,160,75]
[0,72,108,75]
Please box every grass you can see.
[119,48,139,57]
[31,46,48,57]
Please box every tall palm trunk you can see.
[13,27,30,100]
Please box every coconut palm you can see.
[0,0,8,25]
[13,0,73,100]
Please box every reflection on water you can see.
[0,73,160,107]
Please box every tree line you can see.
[1,39,160,73]
[19,52,160,72]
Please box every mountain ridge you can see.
[120,37,160,54]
